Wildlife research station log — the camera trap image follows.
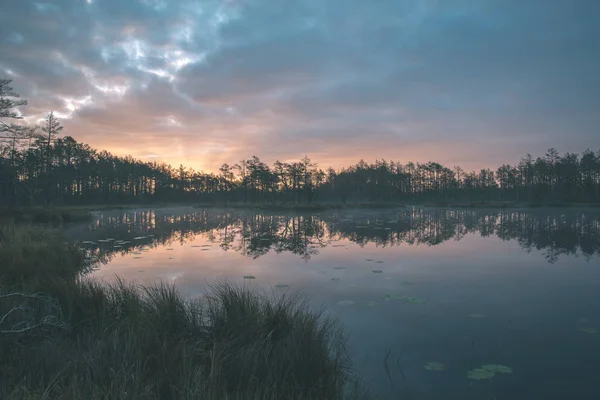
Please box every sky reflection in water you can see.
[64,207,600,400]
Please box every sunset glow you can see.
[1,0,598,172]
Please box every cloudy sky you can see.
[1,0,599,172]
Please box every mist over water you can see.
[64,206,600,400]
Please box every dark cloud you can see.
[1,0,598,172]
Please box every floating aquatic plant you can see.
[243,276,256,280]
[424,362,445,371]
[365,259,374,262]
[336,300,354,306]
[400,281,412,286]
[467,368,495,380]
[133,237,146,240]
[133,256,142,259]
[580,328,600,334]
[374,261,384,264]
[333,266,346,270]
[331,277,340,281]
[468,314,484,318]
[372,269,383,274]
[274,284,290,289]
[365,301,378,307]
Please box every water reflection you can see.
[66,207,600,265]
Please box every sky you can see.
[1,0,599,173]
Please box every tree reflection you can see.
[66,208,600,265]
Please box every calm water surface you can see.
[64,206,600,400]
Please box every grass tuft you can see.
[0,225,369,399]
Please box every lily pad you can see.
[165,248,174,251]
[468,368,495,380]
[336,300,355,306]
[400,281,412,286]
[243,275,256,280]
[133,256,142,259]
[190,245,202,248]
[580,328,600,334]
[131,251,142,255]
[274,284,290,289]
[365,259,374,262]
[481,364,513,374]
[424,362,445,371]
[331,277,340,281]
[382,294,394,301]
[372,269,383,273]
[468,314,485,318]
[201,249,210,251]
[133,237,146,240]
[365,301,378,307]
[81,241,94,244]
[333,266,346,270]
[374,261,384,264]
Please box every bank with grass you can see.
[0,224,369,400]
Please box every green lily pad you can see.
[191,245,202,248]
[400,281,412,285]
[468,368,495,380]
[374,260,384,264]
[81,241,94,244]
[331,277,340,281]
[274,284,290,289]
[243,276,256,280]
[424,362,445,371]
[365,301,378,307]
[382,294,394,301]
[468,314,485,318]
[333,266,346,270]
[481,364,513,374]
[133,256,142,259]
[365,259,374,262]
[133,237,146,240]
[336,300,355,306]
[372,269,383,274]
[580,328,600,334]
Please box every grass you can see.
[0,207,93,224]
[0,224,369,400]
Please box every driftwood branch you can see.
[0,291,69,335]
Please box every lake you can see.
[63,206,600,400]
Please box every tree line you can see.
[2,78,600,207]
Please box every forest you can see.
[2,78,600,207]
